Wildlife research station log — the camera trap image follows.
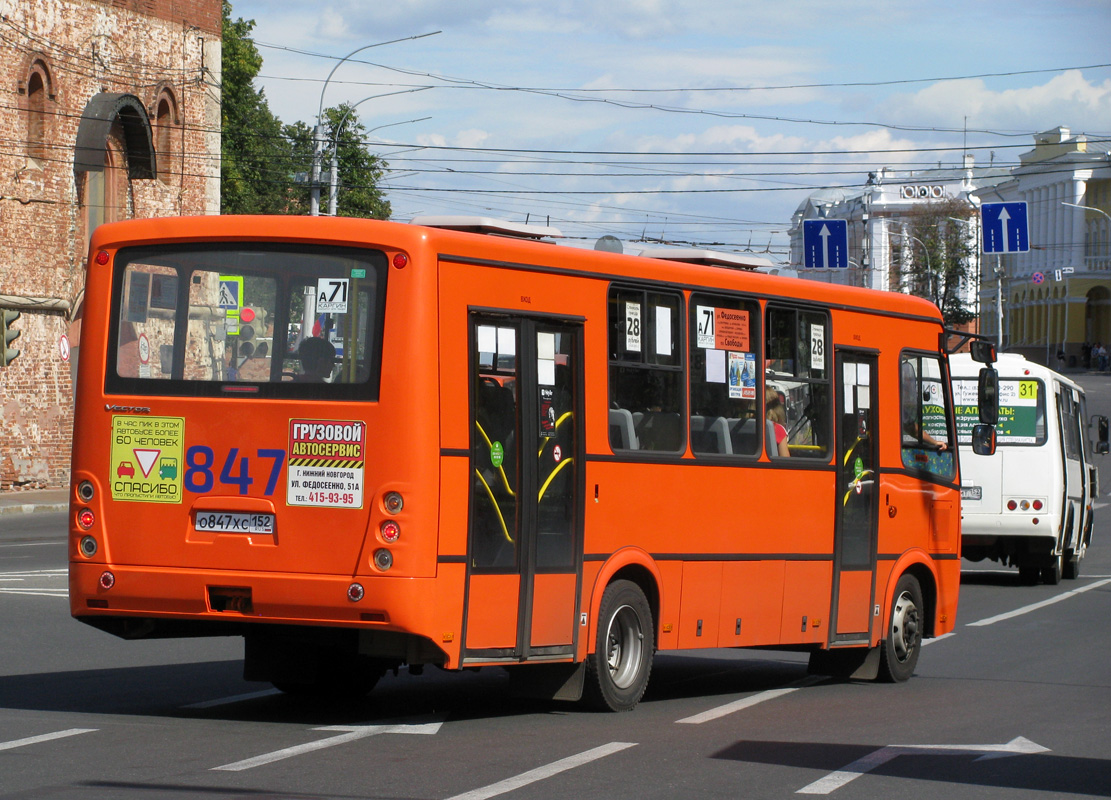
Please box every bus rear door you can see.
[831,350,879,643]
[464,315,583,663]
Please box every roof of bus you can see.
[950,352,1083,391]
[89,214,944,324]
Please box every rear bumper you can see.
[69,561,461,640]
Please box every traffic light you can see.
[236,305,269,358]
[1,308,20,366]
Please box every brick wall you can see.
[0,0,221,491]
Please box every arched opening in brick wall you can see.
[153,87,180,184]
[73,92,156,256]
[23,57,54,165]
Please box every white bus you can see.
[951,353,1108,584]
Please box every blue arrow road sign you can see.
[981,202,1029,254]
[803,219,848,269]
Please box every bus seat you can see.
[690,415,732,455]
[729,418,757,455]
[708,416,732,455]
[637,411,681,452]
[609,408,639,450]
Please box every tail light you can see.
[380,520,401,543]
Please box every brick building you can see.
[0,0,221,492]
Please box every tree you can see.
[899,198,978,327]
[221,3,391,218]
[220,1,289,214]
[282,105,392,219]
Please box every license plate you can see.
[194,512,274,534]
[961,486,982,501]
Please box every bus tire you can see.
[1042,552,1063,586]
[877,574,922,683]
[1063,553,1080,580]
[583,579,654,711]
[1018,564,1040,585]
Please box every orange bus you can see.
[69,214,993,710]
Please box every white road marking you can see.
[212,720,442,772]
[676,675,824,725]
[444,742,638,800]
[0,728,97,752]
[968,578,1111,627]
[921,632,955,646]
[0,569,68,598]
[797,736,1049,794]
[0,589,68,597]
[182,689,282,709]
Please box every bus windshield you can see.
[107,244,387,399]
[953,377,1046,446]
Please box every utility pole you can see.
[309,32,440,216]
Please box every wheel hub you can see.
[890,590,919,662]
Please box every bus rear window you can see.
[953,377,1047,446]
[107,244,387,399]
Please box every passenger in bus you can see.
[296,336,336,382]
[766,385,790,458]
[900,362,947,451]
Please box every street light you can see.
[326,87,431,216]
[948,215,985,333]
[1062,201,1111,223]
[310,31,440,216]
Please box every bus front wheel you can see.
[584,579,654,711]
[877,574,922,683]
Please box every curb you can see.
[0,501,68,517]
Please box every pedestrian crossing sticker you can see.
[218,276,243,310]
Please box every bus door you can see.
[1056,385,1085,555]
[464,315,582,662]
[830,350,879,643]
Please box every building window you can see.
[24,59,53,165]
[153,88,179,183]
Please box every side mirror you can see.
[978,367,999,425]
[972,423,996,456]
[1094,415,1109,455]
[970,340,997,364]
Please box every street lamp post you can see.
[310,31,440,216]
[326,88,431,217]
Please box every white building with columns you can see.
[788,155,1010,311]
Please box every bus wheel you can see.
[1062,551,1080,580]
[1042,553,1063,586]
[877,574,922,683]
[584,580,654,711]
[1018,564,1040,585]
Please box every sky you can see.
[227,0,1111,264]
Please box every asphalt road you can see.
[1,371,1108,800]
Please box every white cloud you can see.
[881,72,1111,133]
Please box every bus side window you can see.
[763,305,832,460]
[900,353,955,480]
[607,287,684,453]
[688,293,760,457]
